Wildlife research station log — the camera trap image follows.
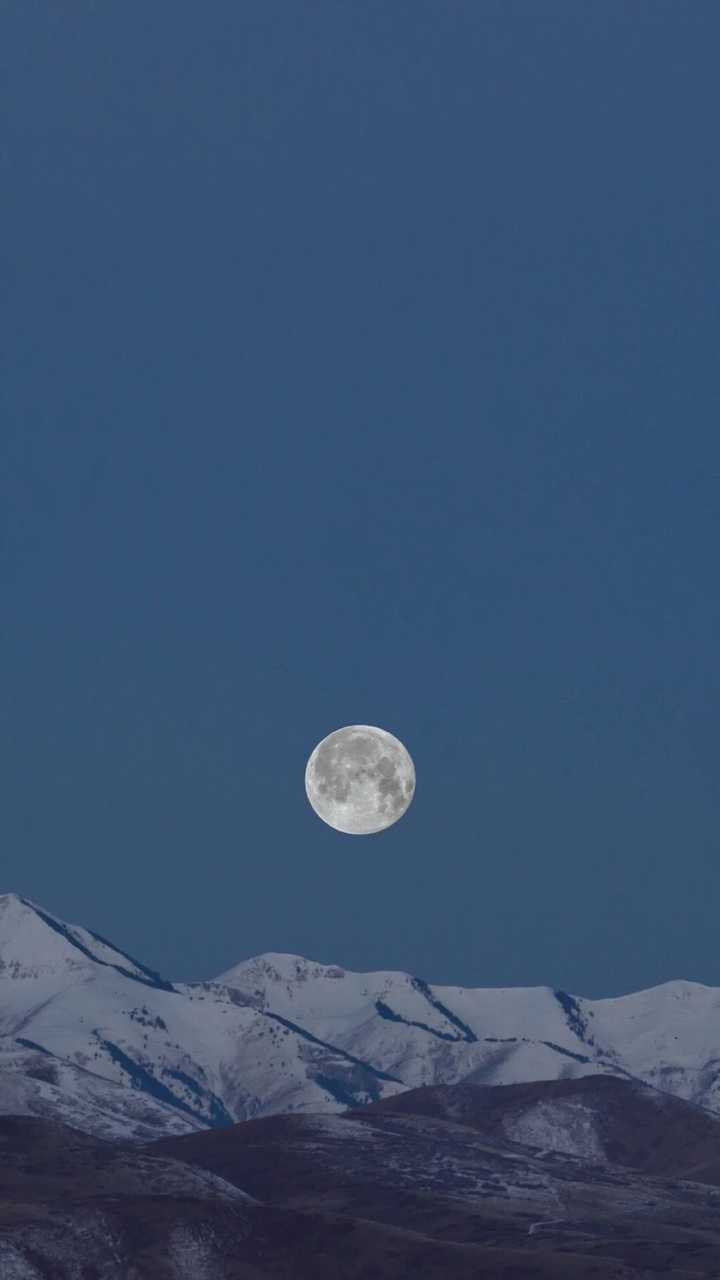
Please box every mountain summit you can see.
[0,893,174,990]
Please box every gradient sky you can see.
[4,2,719,998]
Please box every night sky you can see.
[4,2,719,998]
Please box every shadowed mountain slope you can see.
[355,1074,720,1181]
[0,1114,649,1280]
[149,1082,720,1276]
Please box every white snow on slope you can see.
[5,891,720,1139]
[216,949,720,1116]
[0,1043,202,1140]
[0,892,166,987]
[503,1098,607,1162]
[0,895,403,1137]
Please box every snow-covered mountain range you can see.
[2,890,720,1140]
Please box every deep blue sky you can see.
[3,2,719,998]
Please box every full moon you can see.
[305,725,416,835]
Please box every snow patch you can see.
[504,1099,607,1162]
[0,1243,43,1279]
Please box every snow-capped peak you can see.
[216,951,349,994]
[0,893,174,992]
